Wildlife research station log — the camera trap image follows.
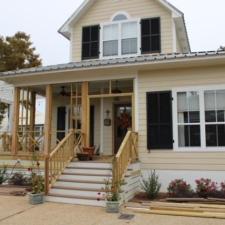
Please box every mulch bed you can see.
[0,185,31,196]
[130,192,225,204]
[131,192,168,203]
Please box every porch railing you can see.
[17,131,44,152]
[45,130,83,194]
[0,132,12,153]
[112,131,138,191]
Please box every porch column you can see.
[29,91,36,151]
[11,87,20,155]
[44,85,52,194]
[81,82,89,146]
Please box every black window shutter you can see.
[57,107,66,142]
[147,91,173,150]
[82,25,100,60]
[141,18,161,54]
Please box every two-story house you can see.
[0,0,225,206]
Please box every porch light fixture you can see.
[104,110,111,126]
[59,86,70,97]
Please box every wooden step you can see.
[57,178,106,184]
[49,188,105,198]
[54,181,104,189]
[46,196,106,207]
[62,172,112,177]
[53,185,106,192]
[48,193,105,201]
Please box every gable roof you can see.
[58,0,190,52]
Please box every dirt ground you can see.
[0,196,225,225]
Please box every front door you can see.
[114,104,132,154]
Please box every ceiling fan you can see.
[59,86,70,97]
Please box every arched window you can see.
[112,13,128,21]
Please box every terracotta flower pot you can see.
[82,146,95,160]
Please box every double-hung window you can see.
[103,24,119,57]
[121,22,138,55]
[205,90,225,147]
[102,20,139,58]
[174,87,225,150]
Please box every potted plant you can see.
[104,179,121,213]
[28,153,45,205]
[28,173,45,204]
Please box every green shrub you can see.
[141,170,161,200]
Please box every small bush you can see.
[195,178,217,198]
[141,170,161,200]
[9,173,27,186]
[168,179,193,198]
[0,166,7,184]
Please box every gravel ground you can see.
[0,196,225,225]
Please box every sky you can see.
[0,0,224,66]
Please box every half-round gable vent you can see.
[112,14,128,21]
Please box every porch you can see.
[0,78,139,204]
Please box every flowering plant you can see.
[102,179,121,202]
[220,182,225,198]
[168,179,193,197]
[195,178,217,198]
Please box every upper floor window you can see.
[141,18,161,54]
[82,25,100,60]
[102,20,139,58]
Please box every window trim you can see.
[100,18,141,59]
[173,84,225,152]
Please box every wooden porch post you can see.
[44,84,52,194]
[29,91,36,151]
[11,87,20,155]
[81,82,89,146]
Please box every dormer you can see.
[59,0,190,62]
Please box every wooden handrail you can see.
[112,131,138,192]
[45,130,76,194]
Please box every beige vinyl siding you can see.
[176,35,182,53]
[71,0,173,61]
[90,98,101,148]
[0,81,13,103]
[0,81,13,132]
[102,98,113,155]
[138,64,225,171]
